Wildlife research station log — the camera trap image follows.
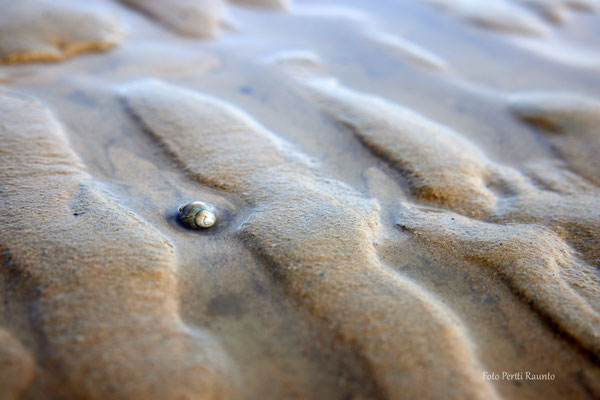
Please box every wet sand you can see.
[1,0,599,399]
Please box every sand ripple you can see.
[509,92,600,186]
[398,204,600,357]
[120,78,499,400]
[0,0,122,64]
[299,78,500,218]
[0,91,237,400]
[279,70,600,359]
[120,0,291,38]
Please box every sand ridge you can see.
[119,0,227,38]
[297,77,501,219]
[397,204,600,357]
[423,0,598,33]
[421,0,600,68]
[516,0,598,23]
[508,92,600,186]
[120,78,500,400]
[363,29,451,72]
[120,0,291,38]
[0,0,122,64]
[422,0,551,35]
[0,90,238,400]
[269,62,600,360]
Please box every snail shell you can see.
[178,201,216,229]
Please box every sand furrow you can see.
[0,91,237,400]
[120,78,499,400]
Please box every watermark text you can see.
[483,371,555,381]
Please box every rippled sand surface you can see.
[1,0,599,399]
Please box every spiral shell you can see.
[178,201,216,229]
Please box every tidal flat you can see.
[1,0,599,399]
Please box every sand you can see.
[0,0,122,64]
[120,78,499,399]
[0,0,599,399]
[0,91,237,399]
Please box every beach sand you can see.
[1,0,599,399]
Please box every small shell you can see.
[178,201,216,229]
